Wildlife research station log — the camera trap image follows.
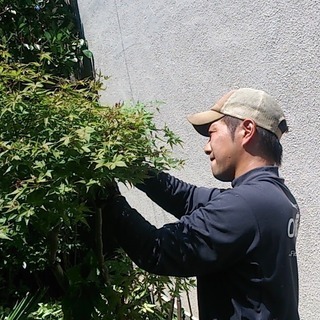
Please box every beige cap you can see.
[187,88,288,139]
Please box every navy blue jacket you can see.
[110,166,300,320]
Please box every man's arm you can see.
[108,191,258,277]
[136,170,224,218]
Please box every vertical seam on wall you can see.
[114,0,134,101]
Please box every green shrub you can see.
[0,56,193,319]
[0,1,194,318]
[0,0,91,77]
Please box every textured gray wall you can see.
[78,0,320,318]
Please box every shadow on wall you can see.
[71,0,96,79]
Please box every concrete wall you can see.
[77,0,320,318]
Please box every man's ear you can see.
[240,119,257,145]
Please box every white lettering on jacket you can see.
[287,212,300,238]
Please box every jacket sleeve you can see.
[109,191,259,277]
[136,171,224,218]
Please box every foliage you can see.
[0,0,91,77]
[1,254,195,320]
[0,55,191,319]
[0,58,182,238]
[0,1,194,318]
[0,290,46,320]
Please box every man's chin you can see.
[212,170,234,182]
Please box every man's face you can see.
[204,119,241,182]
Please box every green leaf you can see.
[0,231,12,240]
[82,49,93,59]
[113,160,127,168]
[59,135,71,145]
[44,31,52,41]
[81,146,91,153]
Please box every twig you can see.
[47,226,68,291]
[177,296,182,320]
[95,207,109,283]
[186,288,193,318]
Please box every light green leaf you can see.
[81,146,90,153]
[82,49,93,59]
[0,231,12,240]
[59,135,70,145]
[114,160,127,168]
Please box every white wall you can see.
[78,1,320,318]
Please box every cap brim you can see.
[191,123,211,136]
[187,110,224,137]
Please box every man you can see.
[107,88,300,319]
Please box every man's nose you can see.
[204,140,211,155]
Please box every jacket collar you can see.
[231,166,280,188]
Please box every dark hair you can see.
[222,115,241,138]
[222,115,283,166]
